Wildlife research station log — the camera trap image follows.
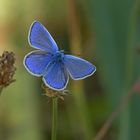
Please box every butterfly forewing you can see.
[64,55,96,80]
[29,21,58,53]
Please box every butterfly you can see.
[23,21,96,91]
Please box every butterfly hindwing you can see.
[24,50,52,76]
[43,62,69,90]
[29,21,58,53]
[64,55,96,80]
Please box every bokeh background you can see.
[0,0,140,140]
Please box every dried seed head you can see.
[42,84,69,100]
[0,51,16,89]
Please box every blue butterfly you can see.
[23,21,96,90]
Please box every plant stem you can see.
[51,97,58,140]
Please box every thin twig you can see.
[94,89,134,140]
[94,74,140,140]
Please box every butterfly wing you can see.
[43,62,69,90]
[29,21,58,53]
[24,50,52,76]
[64,55,96,80]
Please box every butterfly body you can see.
[52,51,64,62]
[24,21,96,91]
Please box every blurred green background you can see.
[0,0,140,140]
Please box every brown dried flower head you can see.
[0,51,16,89]
[42,84,69,100]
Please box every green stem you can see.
[51,97,58,140]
